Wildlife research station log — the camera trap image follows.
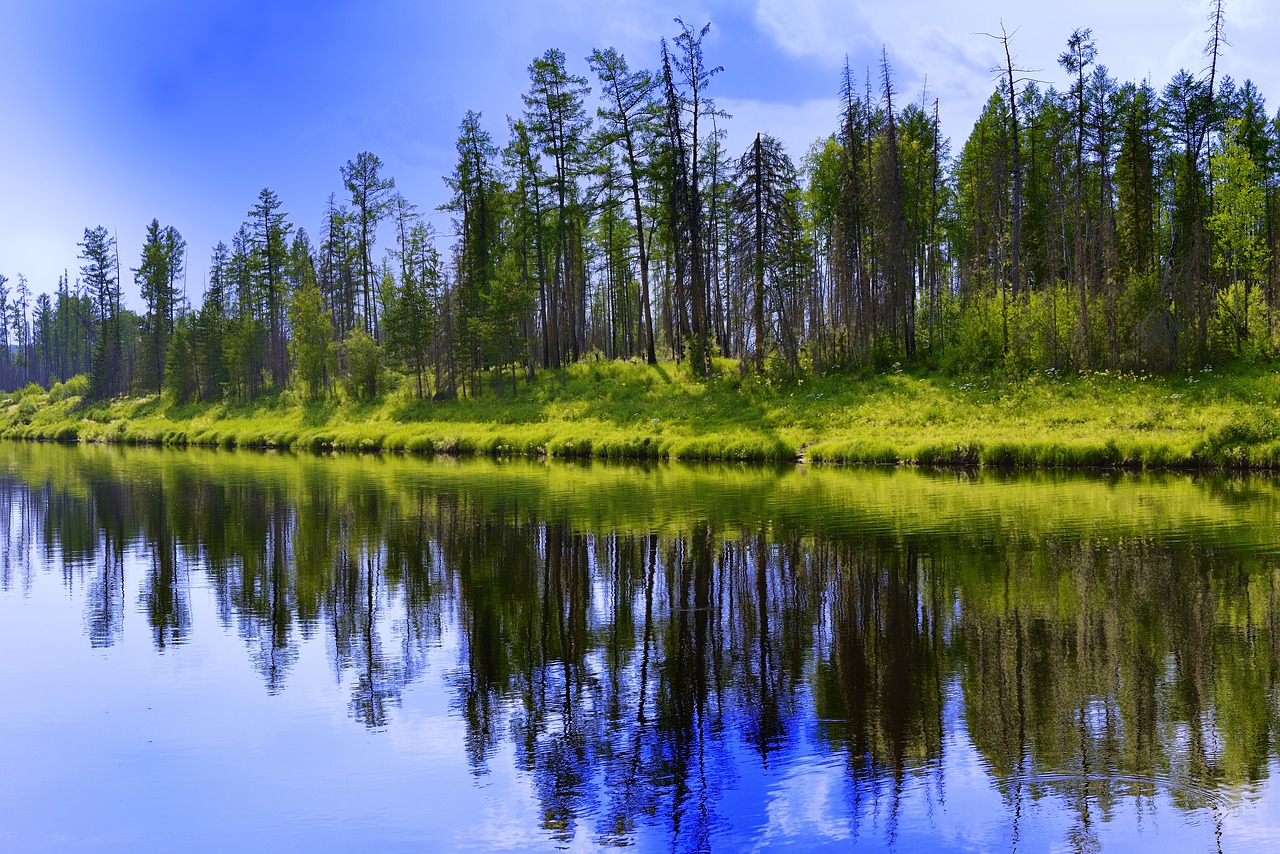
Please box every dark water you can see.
[3,444,1280,851]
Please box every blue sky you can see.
[1,0,1275,309]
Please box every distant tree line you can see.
[4,8,1278,400]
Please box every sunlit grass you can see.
[3,360,1280,469]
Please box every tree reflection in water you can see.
[4,444,1280,848]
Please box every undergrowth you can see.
[3,361,1279,470]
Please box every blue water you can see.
[1,443,1277,851]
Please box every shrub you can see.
[342,328,385,401]
[49,375,91,402]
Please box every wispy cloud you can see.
[753,0,873,65]
[747,0,1274,143]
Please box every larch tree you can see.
[1163,69,1214,364]
[226,224,266,399]
[32,292,53,387]
[504,118,551,375]
[523,48,592,367]
[833,60,874,360]
[730,133,797,371]
[384,220,440,399]
[247,188,292,389]
[1115,82,1158,280]
[9,274,31,386]
[81,225,124,399]
[874,49,914,359]
[341,152,396,340]
[320,194,358,336]
[0,274,8,386]
[589,46,660,364]
[1210,118,1270,353]
[135,218,185,393]
[288,255,334,401]
[195,242,231,401]
[164,312,198,403]
[982,23,1031,303]
[1060,27,1098,364]
[444,111,504,392]
[668,19,722,377]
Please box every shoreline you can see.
[4,361,1280,470]
[4,433,1276,472]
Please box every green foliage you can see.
[342,327,384,401]
[936,294,1005,374]
[135,218,185,393]
[1210,120,1269,293]
[6,357,1280,472]
[80,225,126,400]
[289,272,335,401]
[803,135,842,247]
[21,32,1280,417]
[482,251,536,381]
[9,382,45,405]
[163,315,198,403]
[49,374,89,401]
[225,315,267,401]
[1212,281,1274,363]
[382,232,440,398]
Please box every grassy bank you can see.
[4,359,1280,468]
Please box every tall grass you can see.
[3,361,1279,469]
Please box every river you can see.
[2,443,1279,850]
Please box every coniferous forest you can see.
[2,9,1275,402]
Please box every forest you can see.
[0,8,1273,404]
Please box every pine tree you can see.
[136,218,185,393]
[524,48,592,367]
[384,222,441,399]
[289,259,335,401]
[1210,118,1270,354]
[589,46,659,364]
[164,313,198,403]
[730,133,797,371]
[341,152,395,340]
[81,226,124,398]
[247,188,292,388]
[444,111,503,391]
[194,242,231,401]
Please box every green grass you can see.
[5,360,1280,469]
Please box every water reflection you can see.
[3,443,1280,848]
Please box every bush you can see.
[49,375,90,401]
[342,328,385,401]
[12,382,45,401]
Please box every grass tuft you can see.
[5,363,1280,470]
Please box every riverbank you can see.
[4,360,1280,468]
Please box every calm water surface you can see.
[3,443,1280,851]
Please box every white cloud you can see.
[8,0,1280,301]
[754,0,872,64]
[749,0,1280,145]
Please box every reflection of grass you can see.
[6,361,1280,468]
[8,443,1280,557]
